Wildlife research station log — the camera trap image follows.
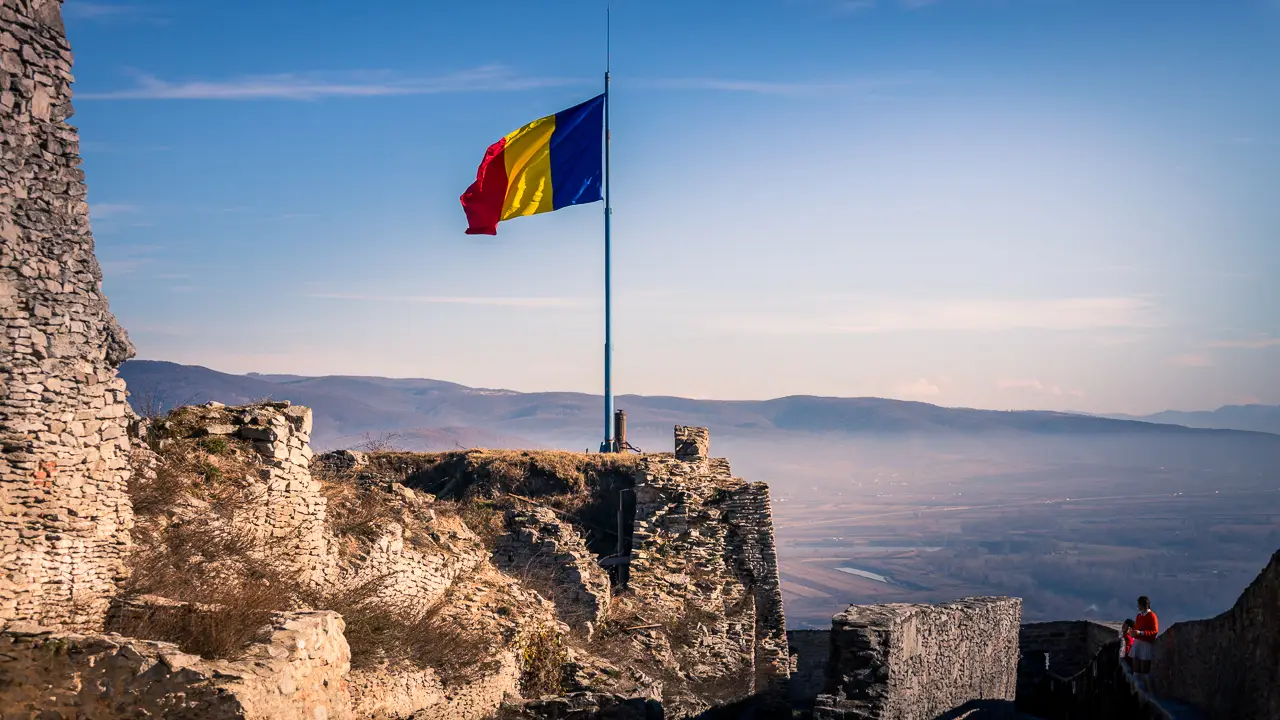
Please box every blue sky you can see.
[68,0,1280,414]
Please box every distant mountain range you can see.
[117,360,1278,451]
[1105,406,1280,436]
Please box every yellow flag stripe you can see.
[500,113,556,220]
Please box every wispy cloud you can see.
[99,258,152,276]
[89,203,140,219]
[998,379,1083,397]
[79,65,584,101]
[62,1,139,20]
[834,0,878,12]
[636,73,930,96]
[98,242,162,277]
[896,378,942,396]
[308,292,587,308]
[1208,337,1280,349]
[706,296,1159,335]
[1171,354,1213,368]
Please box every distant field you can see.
[715,433,1280,628]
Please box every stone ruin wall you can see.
[1017,620,1120,680]
[812,596,1022,720]
[1151,548,1280,720]
[182,403,334,586]
[719,479,788,688]
[629,426,790,707]
[0,609,352,720]
[786,629,832,712]
[0,0,136,631]
[491,504,612,637]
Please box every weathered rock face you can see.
[0,610,352,720]
[492,504,612,637]
[1152,548,1280,720]
[627,435,789,713]
[813,597,1022,720]
[0,0,135,630]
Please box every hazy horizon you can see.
[128,357,1275,418]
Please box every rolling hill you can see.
[1109,405,1280,436]
[117,360,1275,451]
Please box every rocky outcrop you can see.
[0,0,135,631]
[0,611,352,720]
[625,434,789,714]
[813,597,1021,720]
[1152,548,1280,720]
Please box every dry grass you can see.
[363,449,639,510]
[122,406,299,659]
[316,468,401,546]
[304,578,500,687]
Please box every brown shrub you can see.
[127,452,188,519]
[518,625,568,697]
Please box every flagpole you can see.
[601,5,615,453]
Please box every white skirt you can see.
[1132,639,1155,661]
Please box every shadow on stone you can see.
[932,698,1017,719]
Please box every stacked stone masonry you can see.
[1018,620,1120,679]
[813,597,1022,720]
[0,610,353,720]
[628,426,789,710]
[491,504,611,636]
[787,629,832,712]
[180,402,335,586]
[0,0,136,631]
[348,651,522,720]
[1152,548,1280,720]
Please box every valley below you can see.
[714,433,1280,627]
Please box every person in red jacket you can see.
[1127,595,1159,677]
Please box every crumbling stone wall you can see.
[1151,548,1280,720]
[491,504,611,636]
[0,0,135,630]
[167,402,333,585]
[627,427,789,710]
[813,597,1021,720]
[337,505,483,613]
[787,629,831,712]
[1018,620,1120,679]
[721,480,788,689]
[348,651,522,720]
[0,610,353,719]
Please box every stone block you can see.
[673,426,709,461]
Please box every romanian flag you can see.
[461,94,605,235]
